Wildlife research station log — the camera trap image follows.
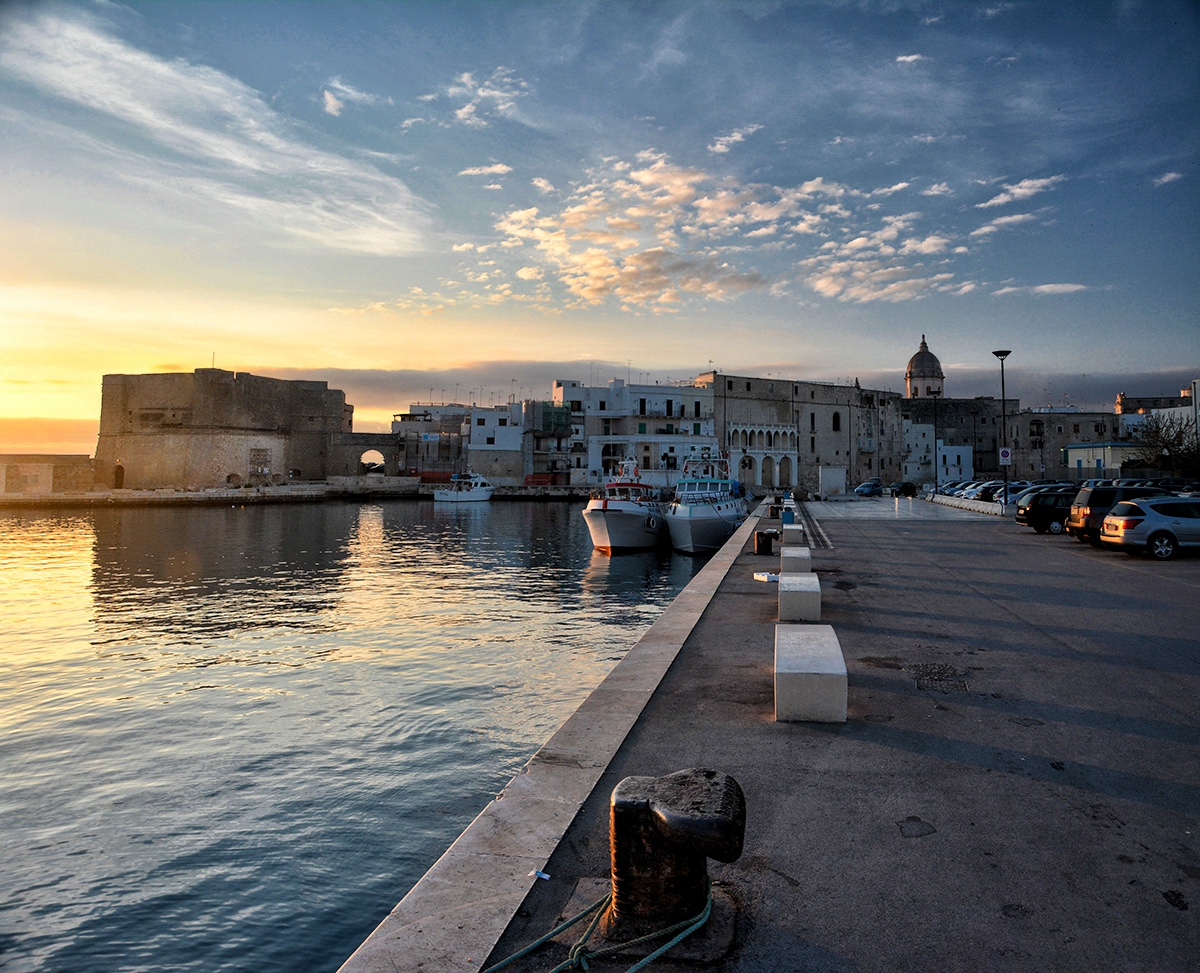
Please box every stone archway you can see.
[778,456,793,488]
[359,449,386,474]
[761,455,775,488]
[112,464,125,489]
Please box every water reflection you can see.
[1,501,697,973]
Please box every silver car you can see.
[1100,497,1200,559]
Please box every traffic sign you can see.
[999,448,1012,466]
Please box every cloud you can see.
[977,175,1065,208]
[708,124,763,154]
[1153,172,1182,187]
[0,8,428,255]
[970,212,1037,236]
[921,182,953,196]
[324,77,392,109]
[460,163,513,176]
[993,283,1088,296]
[532,177,556,194]
[895,54,925,64]
[323,90,343,116]
[425,67,529,127]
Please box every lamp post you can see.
[929,389,942,494]
[992,350,1012,507]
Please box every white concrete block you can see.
[781,524,805,546]
[775,624,846,723]
[778,572,821,622]
[780,545,812,574]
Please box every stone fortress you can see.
[2,343,1195,497]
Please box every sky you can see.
[1,0,1197,453]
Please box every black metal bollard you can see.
[606,769,745,935]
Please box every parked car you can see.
[1065,485,1170,547]
[1015,490,1076,534]
[1100,496,1200,559]
[889,481,918,497]
[854,480,883,496]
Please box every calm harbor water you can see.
[0,500,700,973]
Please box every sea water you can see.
[0,501,699,972]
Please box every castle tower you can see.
[905,335,944,398]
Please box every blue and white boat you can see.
[665,447,749,554]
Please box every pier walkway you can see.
[345,497,1200,972]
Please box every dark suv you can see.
[1015,489,1075,534]
[1065,485,1169,546]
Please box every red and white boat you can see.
[582,459,668,554]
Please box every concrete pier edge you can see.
[336,510,765,973]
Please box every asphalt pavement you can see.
[485,497,1200,972]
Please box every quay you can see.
[341,497,1200,972]
[0,480,592,507]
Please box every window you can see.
[638,422,646,434]
[693,423,701,435]
[477,417,485,426]
[639,398,647,415]
[745,382,752,391]
[694,400,701,417]
[1074,423,1080,434]
[498,418,507,427]
[599,401,606,411]
[602,420,611,435]
[810,437,816,453]
[727,380,734,390]
[570,400,582,412]
[666,400,674,417]
[486,436,495,445]
[832,412,841,432]
[810,413,816,431]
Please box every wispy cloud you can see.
[708,124,763,154]
[1153,171,1182,187]
[460,164,513,176]
[970,212,1037,237]
[977,175,1064,208]
[993,283,1087,296]
[0,8,428,255]
[895,54,925,64]
[424,68,529,127]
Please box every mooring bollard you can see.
[606,768,745,935]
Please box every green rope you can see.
[483,884,712,973]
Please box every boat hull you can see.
[583,503,666,553]
[665,499,748,554]
[433,487,493,502]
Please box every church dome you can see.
[905,335,944,398]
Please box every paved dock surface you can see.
[485,498,1200,972]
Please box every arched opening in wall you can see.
[832,412,841,432]
[226,473,243,487]
[738,453,757,486]
[778,456,793,487]
[756,431,766,450]
[112,464,124,489]
[740,430,749,449]
[761,455,775,488]
[359,449,386,474]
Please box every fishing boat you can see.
[582,459,668,554]
[433,471,494,503]
[664,447,749,554]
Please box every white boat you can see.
[433,472,494,503]
[665,447,749,554]
[582,459,667,554]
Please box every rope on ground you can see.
[482,884,713,973]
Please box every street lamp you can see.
[929,389,942,494]
[992,350,1012,507]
